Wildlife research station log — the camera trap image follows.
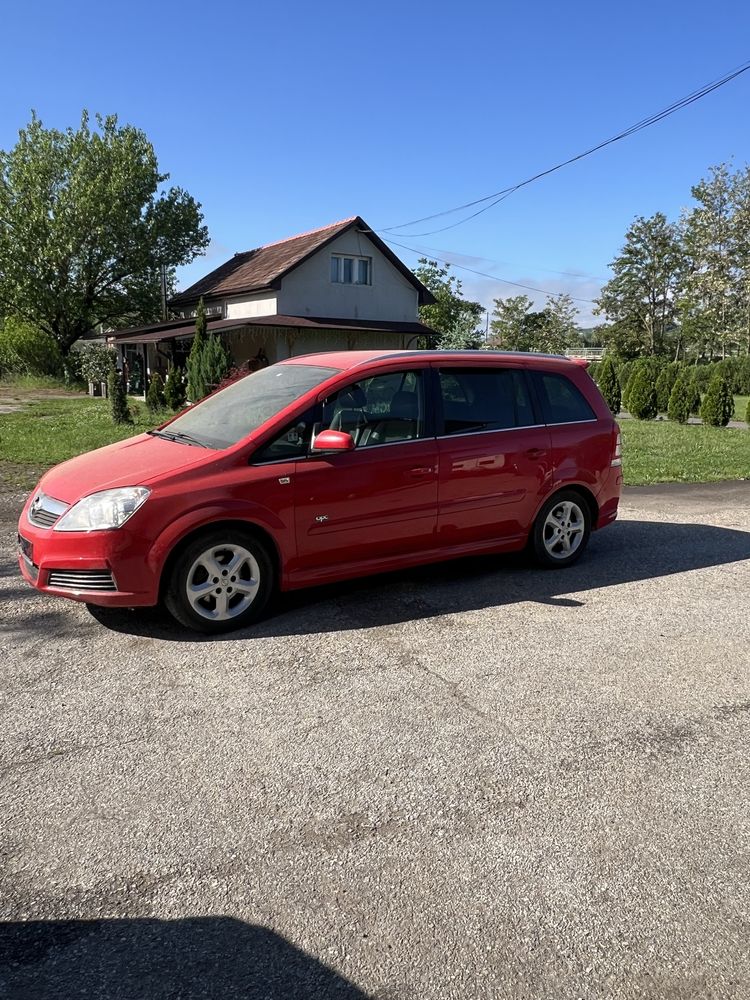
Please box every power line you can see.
[381,59,750,238]
[382,236,599,304]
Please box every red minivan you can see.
[17,350,622,633]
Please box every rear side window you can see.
[533,372,596,424]
[438,368,535,435]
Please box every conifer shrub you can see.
[700,368,735,427]
[655,363,679,412]
[146,372,167,412]
[667,369,692,423]
[164,366,186,410]
[108,361,131,424]
[597,356,621,415]
[627,366,658,420]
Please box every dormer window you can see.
[331,254,371,285]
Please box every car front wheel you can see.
[164,528,274,633]
[531,491,591,569]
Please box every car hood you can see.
[39,433,217,504]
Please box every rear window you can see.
[533,372,595,424]
[438,368,535,435]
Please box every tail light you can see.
[611,426,622,468]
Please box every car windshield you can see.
[161,363,341,449]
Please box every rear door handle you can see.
[525,448,545,459]
[408,466,435,477]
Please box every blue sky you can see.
[2,0,749,324]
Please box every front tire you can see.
[164,528,275,633]
[531,491,591,569]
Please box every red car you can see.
[18,350,622,633]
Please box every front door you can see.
[291,368,438,579]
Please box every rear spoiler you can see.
[569,358,591,369]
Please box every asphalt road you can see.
[1,482,750,999]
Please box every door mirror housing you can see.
[312,429,355,453]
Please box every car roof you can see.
[279,349,586,371]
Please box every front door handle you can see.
[408,466,435,477]
[525,448,545,459]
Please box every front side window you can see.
[319,370,425,447]
[330,254,371,285]
[533,372,596,424]
[163,364,340,449]
[438,368,535,435]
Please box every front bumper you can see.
[17,508,159,608]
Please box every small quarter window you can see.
[533,373,596,424]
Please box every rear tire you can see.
[531,490,591,569]
[164,528,275,634]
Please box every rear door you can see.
[435,365,552,547]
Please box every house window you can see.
[330,255,371,285]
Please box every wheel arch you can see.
[532,483,599,535]
[157,518,282,601]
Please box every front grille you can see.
[28,492,68,529]
[47,569,117,592]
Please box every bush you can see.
[655,363,679,412]
[700,369,735,426]
[667,370,692,423]
[146,372,167,412]
[597,356,621,415]
[164,366,186,410]
[108,362,131,425]
[627,366,658,420]
[186,298,208,402]
[0,317,63,377]
[746,397,750,427]
[78,344,116,385]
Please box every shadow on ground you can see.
[77,518,750,642]
[0,917,368,999]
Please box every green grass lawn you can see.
[620,419,750,485]
[0,394,748,491]
[0,396,167,489]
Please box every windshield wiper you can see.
[148,429,211,449]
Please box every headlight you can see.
[53,487,150,532]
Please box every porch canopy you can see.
[109,315,438,345]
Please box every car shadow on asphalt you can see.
[80,518,750,642]
[0,917,368,999]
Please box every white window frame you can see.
[330,254,372,286]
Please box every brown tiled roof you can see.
[170,216,435,306]
[110,314,439,344]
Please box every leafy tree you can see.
[146,371,167,412]
[415,259,484,348]
[597,356,621,415]
[108,360,131,424]
[681,164,736,360]
[0,111,209,355]
[202,333,231,389]
[491,293,578,353]
[186,299,208,401]
[627,365,658,420]
[700,368,735,426]
[164,366,186,410]
[0,316,62,376]
[596,213,682,356]
[667,369,693,423]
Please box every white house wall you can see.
[278,229,419,322]
[225,293,278,319]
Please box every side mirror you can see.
[312,429,355,453]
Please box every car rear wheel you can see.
[531,491,591,568]
[164,528,274,633]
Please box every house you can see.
[109,216,437,385]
